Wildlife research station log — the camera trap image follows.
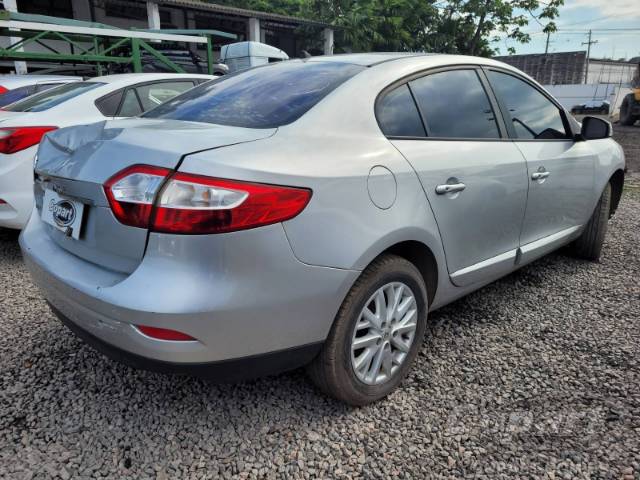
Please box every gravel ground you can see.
[1,191,639,478]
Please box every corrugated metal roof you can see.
[2,11,123,29]
[157,0,330,27]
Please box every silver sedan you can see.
[20,54,625,405]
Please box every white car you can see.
[0,73,214,229]
[0,74,82,107]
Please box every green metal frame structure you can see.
[0,11,236,75]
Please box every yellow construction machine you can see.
[620,61,640,126]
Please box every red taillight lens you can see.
[136,325,195,341]
[0,86,8,95]
[0,126,57,154]
[153,173,312,234]
[103,165,171,229]
[104,166,312,234]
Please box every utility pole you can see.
[582,30,598,84]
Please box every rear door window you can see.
[377,84,426,137]
[410,69,500,139]
[118,89,143,117]
[135,81,195,112]
[487,70,569,140]
[144,61,365,128]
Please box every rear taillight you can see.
[104,165,312,234]
[104,165,171,228]
[0,126,57,154]
[0,86,7,95]
[153,172,312,234]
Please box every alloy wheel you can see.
[350,281,418,385]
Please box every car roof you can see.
[0,74,82,88]
[307,53,438,66]
[87,73,216,86]
[305,53,527,74]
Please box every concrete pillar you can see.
[248,17,260,42]
[70,0,93,22]
[146,1,161,30]
[3,0,27,73]
[185,10,197,53]
[323,28,334,55]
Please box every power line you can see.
[555,12,631,28]
[582,29,598,83]
[561,28,640,32]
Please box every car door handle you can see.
[435,182,466,194]
[531,171,550,180]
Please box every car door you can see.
[485,69,596,257]
[379,67,529,287]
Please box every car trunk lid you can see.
[34,118,276,273]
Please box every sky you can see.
[490,0,640,60]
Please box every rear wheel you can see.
[569,183,611,261]
[307,254,427,405]
[619,94,638,126]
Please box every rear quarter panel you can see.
[590,137,625,210]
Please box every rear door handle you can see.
[531,171,550,180]
[435,182,466,194]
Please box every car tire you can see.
[569,183,612,261]
[307,254,428,406]
[619,94,637,126]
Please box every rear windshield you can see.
[143,61,365,128]
[0,85,35,107]
[4,82,104,112]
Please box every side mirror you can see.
[580,116,612,140]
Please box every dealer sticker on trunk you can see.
[42,189,85,240]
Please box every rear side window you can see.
[377,84,425,137]
[144,61,365,128]
[0,85,35,107]
[4,82,104,112]
[135,81,194,112]
[95,89,124,116]
[410,70,500,139]
[487,71,569,140]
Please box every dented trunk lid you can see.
[34,118,276,273]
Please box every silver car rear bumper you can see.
[20,212,359,369]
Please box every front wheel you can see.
[307,254,428,406]
[569,183,612,261]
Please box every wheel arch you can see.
[609,169,624,218]
[365,240,439,307]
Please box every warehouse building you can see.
[494,51,587,85]
[495,51,637,86]
[6,0,333,59]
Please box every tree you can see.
[305,0,440,52]
[439,0,564,56]
[307,0,563,55]
[207,0,564,57]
